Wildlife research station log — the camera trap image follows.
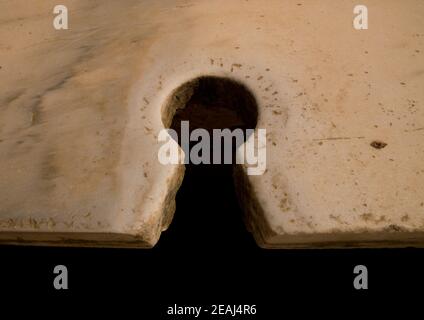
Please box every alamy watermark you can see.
[53,265,68,290]
[53,5,68,30]
[158,121,267,176]
[353,5,368,30]
[52,4,368,31]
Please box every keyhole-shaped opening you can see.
[159,76,259,250]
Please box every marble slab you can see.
[0,0,423,248]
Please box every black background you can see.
[1,163,422,317]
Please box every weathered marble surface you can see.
[0,0,423,248]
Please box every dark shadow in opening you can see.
[157,76,259,251]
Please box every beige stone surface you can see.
[0,0,423,248]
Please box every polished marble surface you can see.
[0,0,423,247]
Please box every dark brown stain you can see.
[370,141,388,149]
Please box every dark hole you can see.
[158,76,259,251]
[370,140,388,149]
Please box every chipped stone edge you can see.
[234,165,424,249]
